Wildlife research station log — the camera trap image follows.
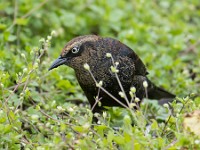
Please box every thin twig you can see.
[88,69,128,109]
[111,56,130,106]
[91,87,102,111]
[161,110,172,136]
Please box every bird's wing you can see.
[122,44,148,76]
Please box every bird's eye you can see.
[71,47,79,54]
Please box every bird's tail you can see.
[147,79,176,104]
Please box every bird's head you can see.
[49,35,100,71]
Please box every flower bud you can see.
[39,38,45,43]
[143,81,148,88]
[21,53,25,58]
[96,81,103,87]
[68,107,74,112]
[0,83,4,88]
[20,92,24,97]
[163,103,169,108]
[83,63,90,70]
[195,140,200,144]
[57,106,65,111]
[106,53,112,57]
[129,103,136,108]
[51,30,56,36]
[36,58,40,63]
[98,101,102,107]
[47,36,52,40]
[103,111,107,118]
[130,87,136,93]
[119,91,125,98]
[190,93,196,97]
[30,50,34,56]
[34,62,39,69]
[23,68,28,73]
[31,114,39,120]
[129,91,134,98]
[135,97,140,103]
[111,66,119,73]
[115,62,119,66]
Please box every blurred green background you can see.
[0,0,200,149]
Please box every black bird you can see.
[49,35,175,114]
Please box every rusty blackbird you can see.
[49,35,175,114]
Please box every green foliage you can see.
[0,0,200,149]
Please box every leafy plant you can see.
[0,0,200,149]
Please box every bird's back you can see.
[103,37,148,76]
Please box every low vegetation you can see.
[0,0,200,149]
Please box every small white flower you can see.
[96,81,103,87]
[34,62,39,69]
[9,107,15,110]
[23,68,28,73]
[68,107,74,112]
[94,113,99,118]
[190,93,195,97]
[119,91,125,98]
[103,111,107,118]
[47,35,52,40]
[21,53,25,58]
[30,50,34,56]
[111,66,119,73]
[143,81,148,88]
[51,30,56,36]
[57,106,64,111]
[135,97,140,103]
[0,83,4,88]
[83,63,90,70]
[130,87,136,93]
[129,103,136,108]
[98,101,101,107]
[39,38,45,43]
[163,103,169,108]
[46,122,50,127]
[31,114,39,120]
[195,140,200,144]
[106,53,112,57]
[34,47,39,52]
[129,91,134,98]
[115,62,119,66]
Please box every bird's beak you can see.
[48,56,67,71]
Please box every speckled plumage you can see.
[49,35,175,113]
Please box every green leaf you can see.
[0,24,6,30]
[15,18,28,26]
[72,125,88,133]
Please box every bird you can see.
[49,35,175,114]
